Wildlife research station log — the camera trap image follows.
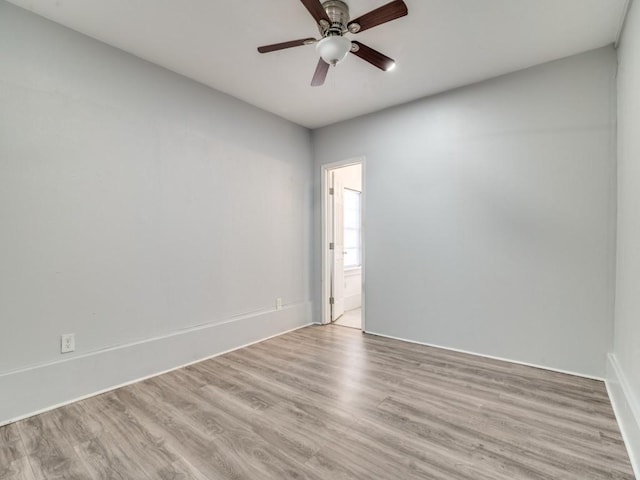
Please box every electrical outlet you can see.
[61,333,75,353]
[276,298,283,311]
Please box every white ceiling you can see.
[8,0,628,128]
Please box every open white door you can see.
[331,173,345,321]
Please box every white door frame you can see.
[321,157,366,330]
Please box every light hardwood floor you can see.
[0,325,634,479]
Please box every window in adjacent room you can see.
[343,188,361,269]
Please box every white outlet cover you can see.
[61,333,75,353]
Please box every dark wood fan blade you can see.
[348,0,408,33]
[311,58,330,86]
[350,41,396,71]
[300,0,330,24]
[257,38,316,53]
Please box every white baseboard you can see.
[363,330,605,381]
[606,353,640,477]
[0,302,312,426]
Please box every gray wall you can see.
[0,1,313,423]
[610,0,640,472]
[313,47,617,378]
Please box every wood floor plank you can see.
[74,431,154,480]
[0,424,35,480]
[142,373,324,480]
[0,457,36,480]
[164,369,322,465]
[0,325,634,479]
[112,385,262,479]
[17,413,94,480]
[0,423,27,469]
[86,393,206,480]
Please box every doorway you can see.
[321,159,364,330]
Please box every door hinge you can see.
[329,187,334,195]
[329,242,334,250]
[329,297,335,305]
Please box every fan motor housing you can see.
[320,0,350,36]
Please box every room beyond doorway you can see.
[334,307,362,329]
[321,159,364,331]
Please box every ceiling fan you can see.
[257,0,408,86]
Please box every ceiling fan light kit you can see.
[257,0,408,86]
[316,35,352,65]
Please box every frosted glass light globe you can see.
[316,36,352,66]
